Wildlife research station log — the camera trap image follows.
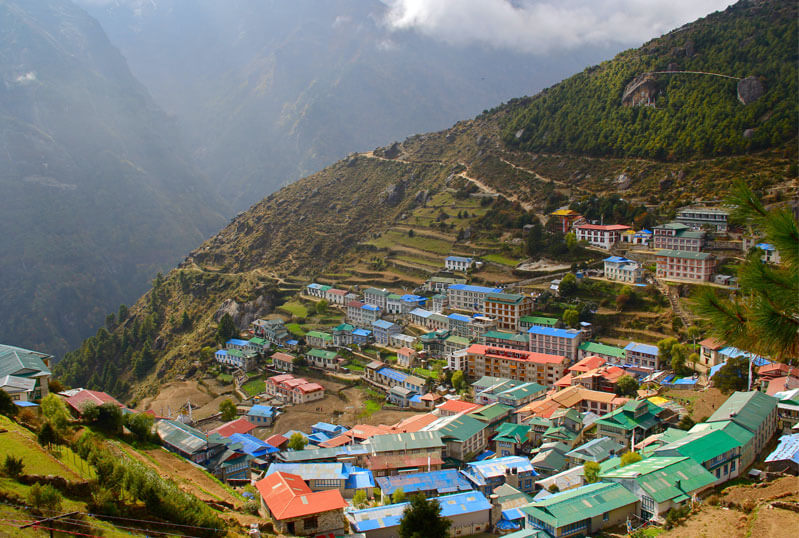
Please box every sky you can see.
[380,0,737,54]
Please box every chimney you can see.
[489,494,501,530]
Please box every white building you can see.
[676,206,729,232]
[446,284,503,311]
[574,224,631,249]
[445,256,474,272]
[603,256,644,283]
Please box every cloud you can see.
[15,72,37,85]
[381,0,736,53]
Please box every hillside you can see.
[0,0,225,357]
[55,0,797,400]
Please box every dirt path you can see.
[497,155,573,191]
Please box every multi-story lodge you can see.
[265,374,325,404]
[655,250,715,282]
[0,344,52,401]
[652,223,706,252]
[603,256,644,283]
[484,292,533,331]
[675,206,729,232]
[573,224,631,249]
[527,326,582,362]
[623,342,660,370]
[446,284,503,311]
[445,256,475,272]
[363,288,391,310]
[465,344,567,387]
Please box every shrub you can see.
[244,500,259,515]
[2,455,24,479]
[28,483,62,512]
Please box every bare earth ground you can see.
[663,388,730,421]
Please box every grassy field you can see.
[286,322,307,336]
[217,373,233,383]
[367,229,454,256]
[483,253,523,267]
[241,378,266,397]
[413,367,438,379]
[279,300,309,318]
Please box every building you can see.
[374,469,473,498]
[578,342,626,364]
[247,404,276,426]
[519,316,560,331]
[573,224,631,249]
[624,342,660,370]
[652,222,706,252]
[603,256,644,283]
[432,293,448,312]
[271,352,295,372]
[565,437,624,466]
[64,389,124,416]
[265,374,325,404]
[764,434,799,475]
[256,472,348,536]
[704,390,778,468]
[493,423,532,457]
[0,344,53,400]
[461,456,538,495]
[484,293,534,331]
[371,320,401,345]
[549,209,584,234]
[428,414,488,462]
[757,242,781,264]
[388,333,416,349]
[601,456,716,521]
[445,256,475,272]
[594,400,664,448]
[425,275,467,293]
[252,318,290,345]
[517,385,627,421]
[527,326,582,362]
[472,377,546,408]
[653,428,743,485]
[436,399,483,417]
[483,331,529,351]
[447,284,504,311]
[697,338,725,372]
[675,206,729,232]
[523,482,639,536]
[362,431,445,477]
[214,348,257,371]
[0,375,36,402]
[346,300,380,327]
[365,364,426,395]
[396,347,417,368]
[655,249,715,282]
[324,288,350,305]
[209,417,257,438]
[155,420,226,466]
[466,345,567,387]
[364,288,391,309]
[305,330,333,349]
[346,491,491,538]
[265,463,374,498]
[305,348,340,371]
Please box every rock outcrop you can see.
[737,76,764,104]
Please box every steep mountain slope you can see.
[0,0,225,356]
[55,0,797,399]
[82,0,622,211]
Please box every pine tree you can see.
[399,495,451,538]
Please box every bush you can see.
[706,494,720,506]
[2,455,24,479]
[38,421,62,447]
[28,483,62,512]
[244,500,259,515]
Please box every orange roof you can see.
[65,390,123,413]
[319,434,353,448]
[397,347,416,356]
[271,352,295,362]
[568,355,607,373]
[436,399,482,414]
[466,344,566,365]
[392,413,438,433]
[699,338,724,350]
[296,382,324,393]
[268,374,295,384]
[519,398,562,419]
[208,417,257,438]
[574,224,631,231]
[555,373,573,388]
[766,375,799,396]
[256,472,347,520]
[348,424,394,440]
[420,392,443,402]
[758,363,793,379]
[266,434,288,448]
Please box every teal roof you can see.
[706,391,778,434]
[306,348,338,359]
[334,323,355,332]
[522,482,638,529]
[470,403,513,423]
[306,331,333,341]
[566,437,624,463]
[543,425,578,443]
[494,423,531,444]
[654,429,741,465]
[438,415,487,442]
[578,341,626,358]
[656,249,713,260]
[689,420,754,447]
[445,335,472,346]
[0,344,52,378]
[472,376,510,390]
[520,316,558,326]
[594,400,662,433]
[601,456,716,503]
[484,331,529,343]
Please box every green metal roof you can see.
[578,341,626,358]
[520,316,558,326]
[365,288,391,296]
[366,431,444,453]
[594,400,662,432]
[500,382,546,401]
[0,344,52,378]
[485,331,529,343]
[655,249,713,260]
[706,391,777,434]
[493,423,531,444]
[522,482,638,529]
[445,335,472,345]
[306,330,333,341]
[566,437,625,463]
[438,415,487,442]
[600,456,621,473]
[543,425,578,443]
[654,429,741,465]
[486,292,527,304]
[469,402,513,423]
[601,456,716,503]
[334,323,355,332]
[249,337,266,345]
[472,376,510,389]
[306,348,338,359]
[531,447,568,471]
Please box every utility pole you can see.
[20,511,79,538]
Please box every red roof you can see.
[392,413,438,433]
[266,434,288,448]
[319,434,353,448]
[65,389,123,413]
[766,376,799,396]
[420,392,442,402]
[296,382,324,394]
[574,224,631,231]
[555,373,572,388]
[347,300,365,308]
[327,289,348,295]
[208,417,257,437]
[758,363,793,379]
[271,352,295,362]
[699,338,725,350]
[436,399,482,415]
[568,355,607,373]
[397,347,416,356]
[366,454,444,471]
[255,472,347,520]
[466,344,566,365]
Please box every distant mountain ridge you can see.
[0,0,225,356]
[55,0,796,398]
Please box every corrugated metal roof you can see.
[0,344,52,377]
[654,429,741,464]
[765,434,799,464]
[437,415,487,442]
[566,437,624,463]
[601,456,716,503]
[707,390,777,434]
[528,326,581,338]
[366,431,444,453]
[464,456,536,480]
[375,469,473,495]
[522,482,638,528]
[579,341,626,358]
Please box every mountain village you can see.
[2,202,797,538]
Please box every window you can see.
[603,512,609,522]
[303,517,318,529]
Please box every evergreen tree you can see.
[584,461,601,484]
[219,399,237,422]
[0,390,17,418]
[216,313,238,343]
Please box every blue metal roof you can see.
[764,434,799,465]
[448,313,471,322]
[448,284,503,293]
[307,283,324,289]
[215,349,228,356]
[402,294,426,303]
[718,346,770,366]
[349,492,490,531]
[756,243,776,251]
[502,508,526,521]
[308,432,332,444]
[247,404,275,417]
[624,342,659,355]
[463,456,536,482]
[673,377,698,386]
[352,328,371,336]
[226,338,250,347]
[372,319,395,329]
[376,367,408,383]
[409,308,432,318]
[13,401,38,408]
[409,395,423,403]
[446,256,473,262]
[474,450,495,461]
[709,362,727,378]
[285,339,299,345]
[312,422,346,434]
[228,433,278,457]
[361,304,380,311]
[344,466,376,490]
[604,256,632,263]
[374,469,473,496]
[527,326,580,339]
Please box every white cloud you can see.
[15,72,37,85]
[381,0,736,53]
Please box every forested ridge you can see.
[501,0,797,160]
